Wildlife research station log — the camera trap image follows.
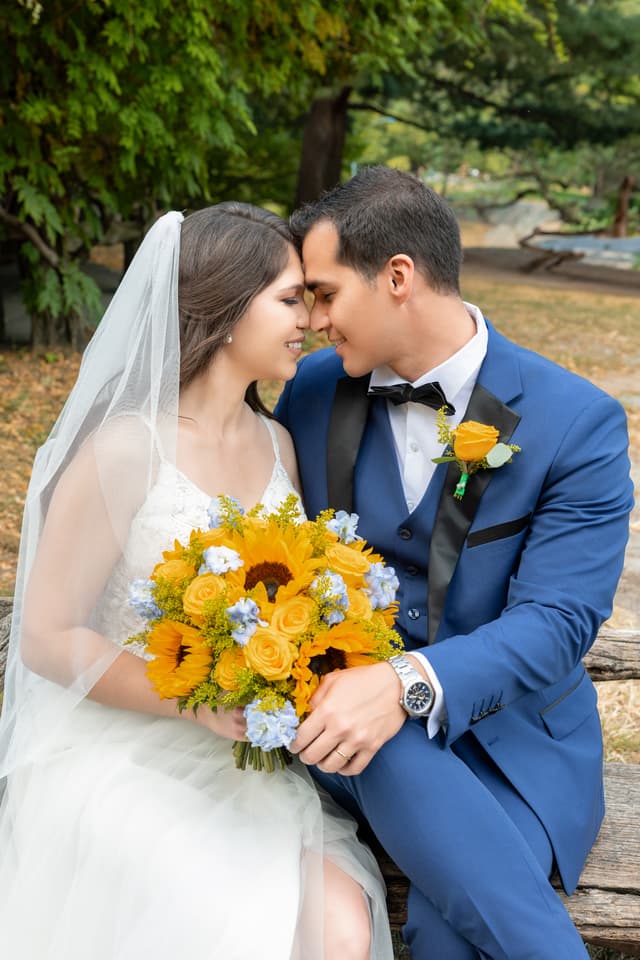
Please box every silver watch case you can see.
[389,654,434,717]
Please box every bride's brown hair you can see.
[178,202,293,416]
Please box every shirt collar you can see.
[369,302,487,405]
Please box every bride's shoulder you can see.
[79,415,161,468]
[61,415,165,498]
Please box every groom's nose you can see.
[309,300,329,333]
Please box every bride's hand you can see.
[192,704,247,741]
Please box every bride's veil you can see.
[0,211,183,779]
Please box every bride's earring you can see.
[224,333,233,344]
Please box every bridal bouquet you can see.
[129,494,403,772]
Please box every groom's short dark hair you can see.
[290,165,462,295]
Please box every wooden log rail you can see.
[0,600,638,956]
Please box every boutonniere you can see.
[432,407,521,500]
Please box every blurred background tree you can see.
[1,0,638,347]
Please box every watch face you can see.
[405,681,433,714]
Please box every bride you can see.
[0,205,393,959]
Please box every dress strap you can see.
[259,413,282,463]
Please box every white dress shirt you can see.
[368,303,488,736]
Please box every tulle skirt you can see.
[0,699,392,959]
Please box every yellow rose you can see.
[452,421,499,462]
[346,587,373,620]
[244,626,295,681]
[324,543,371,586]
[151,558,196,582]
[214,646,247,691]
[270,596,315,637]
[186,527,235,552]
[183,573,226,619]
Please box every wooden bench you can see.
[0,599,638,956]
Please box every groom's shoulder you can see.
[489,322,618,408]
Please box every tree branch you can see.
[348,101,433,133]
[0,208,59,267]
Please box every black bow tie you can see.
[368,380,455,415]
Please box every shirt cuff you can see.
[407,651,446,739]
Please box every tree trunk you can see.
[30,306,86,351]
[0,278,5,345]
[611,174,635,238]
[294,87,352,208]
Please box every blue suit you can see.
[276,322,633,959]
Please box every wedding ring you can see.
[334,748,353,762]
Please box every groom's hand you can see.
[290,662,406,775]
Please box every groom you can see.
[277,166,634,959]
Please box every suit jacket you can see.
[276,321,634,892]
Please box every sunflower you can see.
[291,647,321,717]
[321,619,381,666]
[373,604,399,629]
[291,621,381,716]
[145,620,212,699]
[226,519,320,603]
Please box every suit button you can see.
[408,608,420,620]
[398,527,412,540]
[406,565,418,576]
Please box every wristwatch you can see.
[388,654,434,717]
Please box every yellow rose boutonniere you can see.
[433,407,521,499]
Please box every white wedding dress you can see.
[0,417,393,960]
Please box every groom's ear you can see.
[384,254,414,304]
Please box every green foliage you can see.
[346,0,639,232]
[442,0,640,151]
[2,1,242,343]
[7,0,623,344]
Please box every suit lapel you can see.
[427,379,521,644]
[326,375,371,512]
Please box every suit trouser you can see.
[311,719,589,960]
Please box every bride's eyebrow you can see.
[277,283,305,294]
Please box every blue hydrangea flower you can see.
[364,562,399,610]
[225,597,265,645]
[326,510,361,544]
[311,570,349,625]
[201,545,244,575]
[207,496,244,530]
[128,578,162,621]
[327,510,362,543]
[243,699,299,751]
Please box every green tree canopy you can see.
[346,0,639,228]
[1,0,553,346]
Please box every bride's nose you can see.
[297,302,311,329]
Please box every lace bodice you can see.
[93,416,304,656]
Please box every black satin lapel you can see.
[427,384,521,644]
[327,376,371,512]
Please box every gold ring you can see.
[334,748,353,762]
